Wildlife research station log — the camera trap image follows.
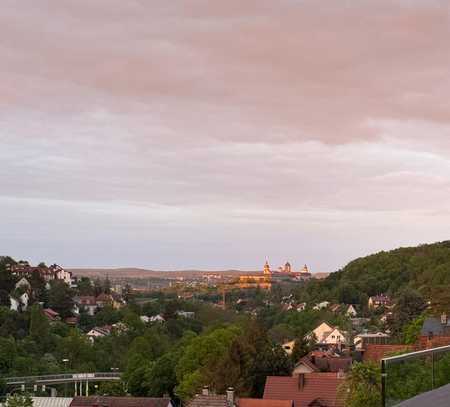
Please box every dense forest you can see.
[300,240,450,312]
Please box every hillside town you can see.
[1,250,450,407]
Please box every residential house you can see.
[140,315,150,323]
[149,315,165,323]
[362,344,414,363]
[322,328,347,346]
[96,293,112,309]
[186,387,233,407]
[313,301,330,311]
[187,387,292,407]
[264,373,345,407]
[296,303,307,312]
[418,314,450,349]
[176,311,195,318]
[282,340,296,355]
[345,305,357,318]
[354,332,390,350]
[32,397,73,407]
[329,304,341,314]
[74,296,98,316]
[43,308,61,323]
[87,325,112,341]
[70,397,173,407]
[10,291,30,312]
[292,357,320,375]
[10,263,75,287]
[15,277,32,290]
[308,322,334,343]
[368,294,391,309]
[294,352,352,375]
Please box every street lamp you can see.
[62,359,70,396]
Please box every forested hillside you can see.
[306,240,450,311]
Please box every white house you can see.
[176,311,195,318]
[322,327,347,345]
[15,277,31,290]
[313,301,330,311]
[346,305,358,317]
[307,322,334,343]
[149,314,165,323]
[354,332,390,350]
[10,292,29,312]
[282,340,296,355]
[296,303,307,312]
[87,326,112,342]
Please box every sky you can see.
[2,0,450,272]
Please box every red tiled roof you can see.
[43,308,60,320]
[295,357,320,373]
[264,373,344,407]
[362,344,414,363]
[70,397,171,407]
[239,399,293,407]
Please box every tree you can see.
[175,326,241,400]
[145,353,179,397]
[98,381,127,396]
[340,362,381,407]
[29,305,52,351]
[47,281,74,318]
[389,288,426,338]
[403,315,426,345]
[5,393,33,407]
[77,277,94,296]
[290,333,311,363]
[206,322,292,398]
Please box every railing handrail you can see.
[3,372,122,384]
[381,345,450,363]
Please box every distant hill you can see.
[68,268,259,279]
[68,268,330,280]
[319,240,450,308]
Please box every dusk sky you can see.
[2,0,450,272]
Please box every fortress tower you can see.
[263,261,272,275]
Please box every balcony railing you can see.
[381,345,450,406]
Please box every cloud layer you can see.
[2,0,450,271]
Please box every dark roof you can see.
[327,358,352,373]
[186,395,228,407]
[421,317,450,336]
[396,383,450,407]
[70,397,171,407]
[238,399,293,407]
[263,374,344,407]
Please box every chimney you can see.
[202,386,209,396]
[337,369,345,379]
[441,313,448,325]
[226,387,234,407]
[298,373,305,391]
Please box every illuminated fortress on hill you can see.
[238,260,312,289]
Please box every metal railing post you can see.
[381,359,386,407]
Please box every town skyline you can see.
[3,1,450,271]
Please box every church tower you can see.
[263,261,271,275]
[284,262,292,273]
